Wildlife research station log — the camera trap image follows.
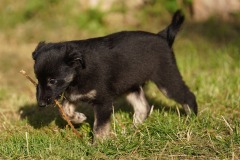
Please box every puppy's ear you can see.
[32,41,45,60]
[65,44,86,69]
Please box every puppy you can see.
[32,10,197,138]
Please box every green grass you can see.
[0,1,240,159]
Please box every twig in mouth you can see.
[20,70,81,139]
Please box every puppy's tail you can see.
[158,10,184,47]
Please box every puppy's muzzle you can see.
[38,98,54,107]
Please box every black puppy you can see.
[32,10,197,138]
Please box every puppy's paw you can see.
[93,122,111,142]
[133,113,146,125]
[71,112,87,124]
[133,105,153,126]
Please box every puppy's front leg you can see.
[62,100,87,124]
[93,101,112,139]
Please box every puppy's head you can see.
[32,41,85,107]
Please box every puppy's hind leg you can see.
[126,87,152,125]
[151,66,198,115]
[62,100,87,124]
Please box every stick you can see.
[20,70,37,86]
[20,70,81,138]
[54,100,81,138]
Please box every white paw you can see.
[133,113,146,125]
[71,112,87,124]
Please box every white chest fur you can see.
[68,89,97,102]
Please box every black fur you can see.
[33,10,198,137]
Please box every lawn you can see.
[0,1,239,159]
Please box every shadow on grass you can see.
[18,103,100,131]
[18,95,186,130]
[19,104,67,129]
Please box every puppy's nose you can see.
[38,101,47,107]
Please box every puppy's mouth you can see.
[38,99,54,107]
[56,92,66,101]
[38,95,63,107]
[51,94,65,105]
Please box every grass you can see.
[0,1,240,159]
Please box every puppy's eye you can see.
[48,79,57,85]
